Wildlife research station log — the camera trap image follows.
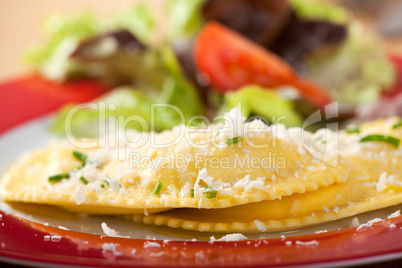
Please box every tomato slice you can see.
[382,54,402,98]
[0,74,108,134]
[194,22,332,109]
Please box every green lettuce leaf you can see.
[51,46,204,137]
[25,3,155,80]
[113,3,155,43]
[25,13,101,80]
[304,22,396,107]
[25,12,101,67]
[219,85,303,127]
[289,0,349,24]
[51,87,186,137]
[51,88,150,138]
[167,0,205,39]
[158,46,204,118]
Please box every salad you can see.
[3,3,402,266]
[24,0,397,137]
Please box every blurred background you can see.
[0,0,158,81]
[1,0,402,81]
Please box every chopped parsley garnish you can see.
[204,186,217,199]
[346,125,360,134]
[48,172,70,183]
[152,181,163,195]
[72,151,87,166]
[392,120,402,130]
[104,178,111,185]
[226,136,242,146]
[360,134,401,148]
[80,176,89,185]
[190,189,194,197]
[100,184,106,188]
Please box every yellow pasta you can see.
[0,109,348,214]
[131,117,402,232]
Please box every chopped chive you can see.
[360,134,401,148]
[226,136,242,146]
[152,181,163,195]
[73,151,87,166]
[100,184,106,188]
[314,137,326,144]
[103,178,121,188]
[80,176,89,185]
[72,166,83,172]
[392,120,402,130]
[190,189,194,197]
[48,172,70,183]
[346,125,360,134]
[204,186,217,199]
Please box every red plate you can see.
[1,73,402,267]
[0,211,402,267]
[0,74,108,134]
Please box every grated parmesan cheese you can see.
[210,233,248,242]
[144,241,161,249]
[194,169,207,208]
[376,172,388,192]
[254,220,267,232]
[149,252,164,257]
[101,222,121,237]
[44,235,62,242]
[356,218,383,231]
[332,206,339,213]
[109,179,120,191]
[234,175,266,193]
[73,185,86,205]
[195,250,205,259]
[295,240,319,247]
[194,168,207,198]
[102,242,121,256]
[376,172,402,192]
[224,106,246,139]
[388,210,401,219]
[350,217,360,227]
[51,235,62,242]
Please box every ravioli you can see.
[0,107,348,214]
[131,167,402,232]
[131,117,402,232]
